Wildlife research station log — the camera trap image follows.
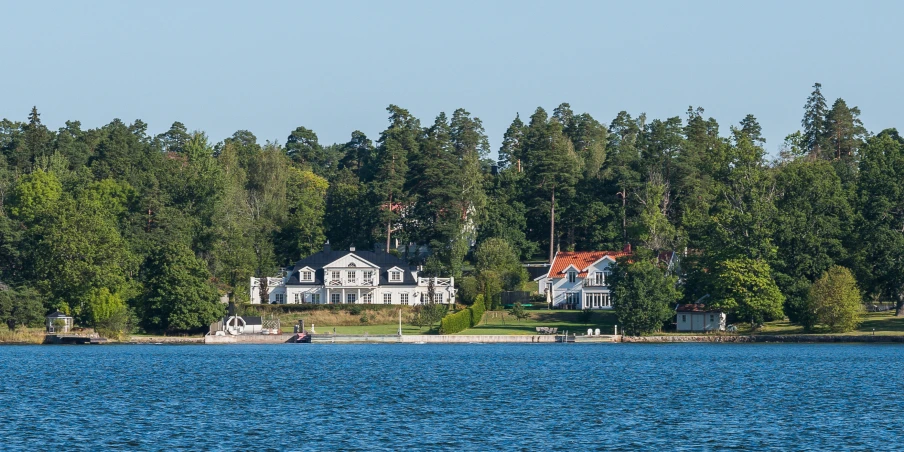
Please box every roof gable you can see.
[323,253,379,269]
[548,250,631,278]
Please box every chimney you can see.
[349,246,356,252]
[323,241,331,253]
[623,243,632,253]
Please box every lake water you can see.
[1,343,901,451]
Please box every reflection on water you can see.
[1,343,901,450]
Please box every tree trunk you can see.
[386,193,393,253]
[549,188,556,264]
[896,291,904,317]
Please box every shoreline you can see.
[5,333,904,345]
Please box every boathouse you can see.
[45,311,73,333]
[676,304,726,332]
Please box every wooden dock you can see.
[45,335,108,345]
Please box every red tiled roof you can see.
[548,249,631,278]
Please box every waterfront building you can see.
[250,244,455,305]
[675,304,726,332]
[537,245,633,310]
[45,311,73,333]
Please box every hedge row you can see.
[440,309,471,334]
[439,295,487,334]
[470,295,486,327]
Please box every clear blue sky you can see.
[3,0,902,157]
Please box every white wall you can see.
[676,312,726,332]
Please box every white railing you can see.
[329,279,376,286]
[418,277,453,287]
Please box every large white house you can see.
[250,245,455,305]
[537,245,632,310]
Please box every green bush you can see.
[439,294,487,334]
[470,295,486,327]
[439,308,471,334]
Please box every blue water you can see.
[0,344,901,451]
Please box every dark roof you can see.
[676,304,723,313]
[46,311,71,318]
[525,265,550,280]
[285,250,418,286]
[242,316,262,326]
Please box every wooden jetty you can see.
[45,334,108,345]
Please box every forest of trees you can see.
[1,83,902,334]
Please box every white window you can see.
[400,293,409,305]
[433,293,443,304]
[390,271,402,282]
[331,293,341,304]
[274,293,285,304]
[568,271,576,283]
[383,293,392,304]
[363,293,373,304]
[346,293,357,304]
[301,271,313,282]
[330,271,341,282]
[311,293,320,304]
[347,270,356,284]
[594,271,605,286]
[363,271,374,284]
[293,293,301,304]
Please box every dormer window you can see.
[301,271,313,282]
[390,271,402,282]
[568,271,577,283]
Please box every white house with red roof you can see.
[537,245,633,310]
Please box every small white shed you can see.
[46,311,73,333]
[676,304,726,332]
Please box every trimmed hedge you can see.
[439,294,487,334]
[470,295,486,327]
[440,309,471,334]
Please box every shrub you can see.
[807,265,863,332]
[439,309,471,334]
[470,295,486,326]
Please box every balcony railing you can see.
[418,277,453,287]
[328,278,376,286]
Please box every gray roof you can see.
[285,250,418,286]
[46,311,71,319]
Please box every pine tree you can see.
[824,98,867,161]
[498,114,525,170]
[737,114,765,146]
[802,82,828,159]
[371,105,418,252]
[23,106,50,169]
[521,108,581,263]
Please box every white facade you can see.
[676,310,726,332]
[539,253,620,310]
[250,250,455,306]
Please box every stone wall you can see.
[622,335,904,343]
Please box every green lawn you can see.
[745,311,904,336]
[457,309,618,335]
[275,309,620,336]
[656,311,904,336]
